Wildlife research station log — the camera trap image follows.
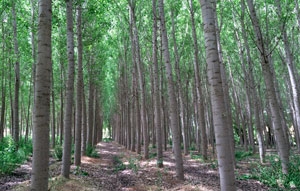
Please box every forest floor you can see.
[0,141,270,191]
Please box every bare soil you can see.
[0,141,269,190]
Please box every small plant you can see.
[235,150,252,161]
[113,156,126,172]
[252,154,300,189]
[190,152,204,162]
[189,143,196,151]
[86,145,99,158]
[149,152,157,159]
[128,157,139,173]
[73,166,89,176]
[102,138,112,142]
[54,145,63,161]
[0,136,32,174]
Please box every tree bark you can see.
[152,0,163,167]
[129,0,149,159]
[30,0,52,189]
[158,0,184,180]
[188,0,208,159]
[12,1,20,144]
[62,0,76,178]
[199,0,236,190]
[246,0,290,174]
[75,3,83,166]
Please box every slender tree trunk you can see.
[276,0,300,152]
[62,0,76,178]
[158,0,184,180]
[170,9,188,156]
[51,70,56,148]
[12,1,20,144]
[0,21,6,140]
[152,0,163,167]
[189,0,208,159]
[75,3,83,166]
[30,0,52,189]
[87,78,94,147]
[93,92,99,146]
[129,0,149,159]
[199,0,236,190]
[246,0,289,174]
[81,87,87,155]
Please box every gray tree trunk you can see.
[152,0,163,167]
[30,0,52,189]
[62,0,75,178]
[199,0,236,190]
[75,4,83,166]
[246,0,289,174]
[12,1,20,144]
[158,0,184,180]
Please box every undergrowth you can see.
[235,150,253,161]
[113,155,126,172]
[0,136,32,175]
[86,145,99,158]
[240,154,300,190]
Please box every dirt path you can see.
[0,141,269,190]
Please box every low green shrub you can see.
[86,145,99,158]
[54,145,63,161]
[235,150,252,161]
[252,155,300,189]
[113,155,126,172]
[128,157,139,173]
[0,136,32,175]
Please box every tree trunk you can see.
[62,0,75,178]
[75,3,83,166]
[51,70,56,148]
[81,87,87,155]
[158,0,184,180]
[129,0,149,159]
[246,0,289,174]
[30,0,52,189]
[152,0,163,167]
[189,0,208,159]
[12,1,20,144]
[199,0,236,190]
[276,0,300,152]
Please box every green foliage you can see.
[112,155,126,172]
[54,145,63,161]
[189,143,196,151]
[73,166,89,176]
[86,145,99,158]
[102,137,112,142]
[149,152,157,159]
[128,157,139,173]
[235,150,253,161]
[190,152,204,162]
[0,136,32,175]
[252,155,300,189]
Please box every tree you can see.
[12,1,20,144]
[128,0,149,159]
[246,0,290,174]
[199,0,236,190]
[152,0,163,167]
[158,0,184,180]
[30,0,52,189]
[74,3,83,166]
[62,0,75,178]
